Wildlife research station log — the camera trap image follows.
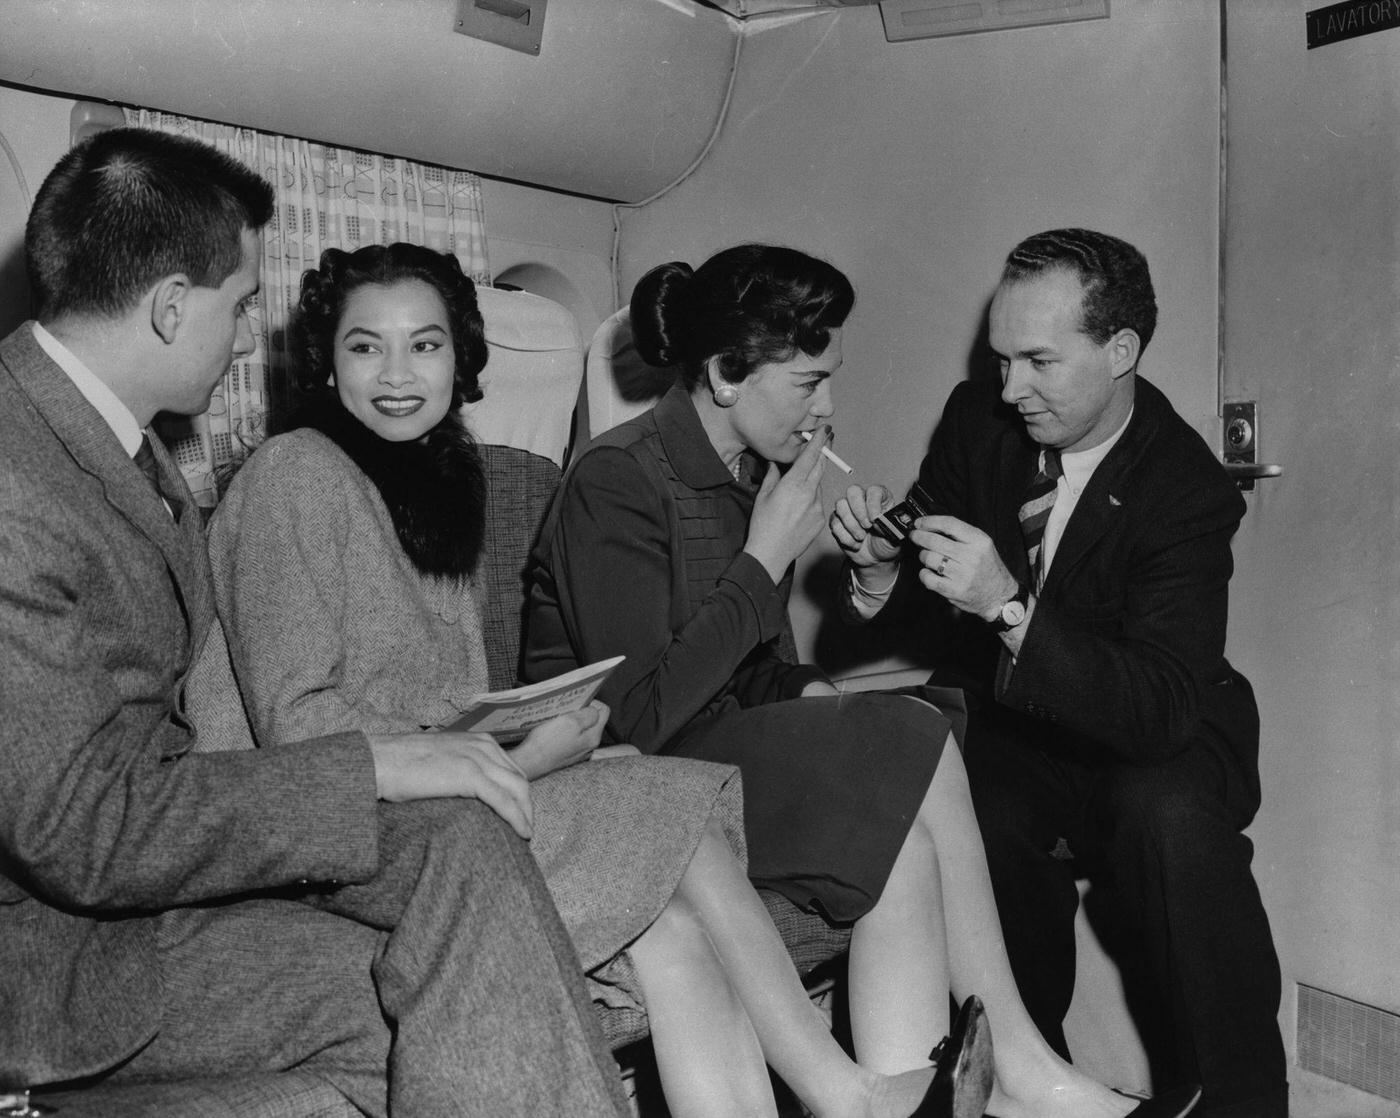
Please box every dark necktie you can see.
[1018,447,1062,590]
[134,434,182,519]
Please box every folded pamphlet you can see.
[447,655,624,743]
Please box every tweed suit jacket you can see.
[0,324,379,1085]
[887,377,1260,815]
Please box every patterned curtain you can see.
[125,108,492,504]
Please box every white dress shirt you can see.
[32,322,144,457]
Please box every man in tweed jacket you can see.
[0,127,627,1117]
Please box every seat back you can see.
[468,286,586,689]
[583,307,675,440]
[465,286,585,467]
[478,444,560,691]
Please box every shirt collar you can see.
[1060,407,1133,495]
[653,383,750,490]
[32,322,145,457]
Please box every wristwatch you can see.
[988,584,1030,633]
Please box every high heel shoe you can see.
[911,994,995,1118]
[1112,1084,1203,1118]
[984,1082,1202,1118]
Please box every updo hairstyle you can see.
[292,242,488,408]
[630,243,854,392]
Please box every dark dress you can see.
[525,385,947,924]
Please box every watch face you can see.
[1001,599,1027,627]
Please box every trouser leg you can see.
[1089,757,1287,1117]
[114,897,394,1116]
[314,798,629,1118]
[963,727,1084,1059]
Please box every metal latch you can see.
[1222,400,1283,491]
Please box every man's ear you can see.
[1107,328,1141,380]
[148,274,191,344]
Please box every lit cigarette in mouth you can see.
[799,430,854,474]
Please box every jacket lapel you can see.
[4,326,214,658]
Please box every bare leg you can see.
[629,889,777,1118]
[904,729,1135,1118]
[848,810,951,1072]
[632,821,938,1118]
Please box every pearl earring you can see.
[713,383,740,408]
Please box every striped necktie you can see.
[1018,447,1062,591]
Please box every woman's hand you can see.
[511,700,610,780]
[744,426,830,583]
[831,483,903,579]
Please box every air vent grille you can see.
[878,0,1108,42]
[1297,983,1400,1103]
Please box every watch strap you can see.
[989,583,1030,632]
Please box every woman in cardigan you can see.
[206,242,993,1118]
[525,244,1197,1118]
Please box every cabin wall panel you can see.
[1224,4,1400,1114]
[0,86,71,335]
[481,177,617,340]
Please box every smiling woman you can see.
[332,281,458,442]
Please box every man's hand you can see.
[368,732,533,838]
[510,700,610,780]
[830,484,903,584]
[908,514,1020,622]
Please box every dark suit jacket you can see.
[0,324,380,1085]
[883,377,1260,820]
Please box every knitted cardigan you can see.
[205,428,491,749]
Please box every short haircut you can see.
[292,243,488,411]
[1001,228,1158,354]
[26,127,274,320]
[630,243,854,391]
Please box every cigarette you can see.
[799,429,854,474]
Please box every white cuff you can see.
[847,566,898,619]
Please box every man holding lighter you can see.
[831,229,1286,1118]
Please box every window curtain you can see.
[125,108,492,504]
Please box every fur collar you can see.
[293,397,485,581]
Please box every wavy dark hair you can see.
[629,243,854,391]
[290,243,488,411]
[1001,228,1158,355]
[283,243,490,580]
[27,126,273,320]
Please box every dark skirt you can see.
[664,688,949,924]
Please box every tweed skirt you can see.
[527,753,744,1012]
